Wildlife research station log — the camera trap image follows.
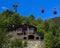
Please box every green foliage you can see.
[10,39,27,48]
[28,14,35,20]
[0,29,9,48]
[28,14,35,25]
[0,10,21,31]
[0,9,60,48]
[56,27,60,48]
[44,32,54,48]
[44,20,60,48]
[11,39,23,48]
[51,17,60,26]
[36,23,45,35]
[23,41,27,47]
[9,13,20,26]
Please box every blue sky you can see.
[0,0,60,20]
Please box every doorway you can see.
[28,35,34,40]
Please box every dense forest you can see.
[0,10,60,48]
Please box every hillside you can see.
[50,17,60,26]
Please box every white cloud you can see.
[1,6,8,10]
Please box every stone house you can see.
[8,24,41,40]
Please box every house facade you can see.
[8,24,41,40]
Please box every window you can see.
[36,37,39,40]
[29,28,34,33]
[16,29,22,33]
[23,37,27,40]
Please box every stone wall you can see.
[24,40,44,48]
